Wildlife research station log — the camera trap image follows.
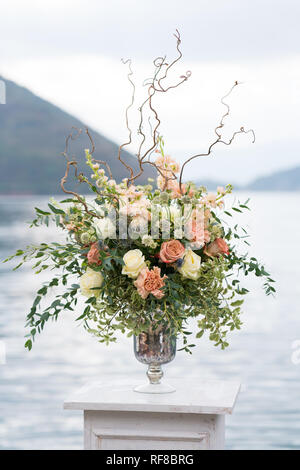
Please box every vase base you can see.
[134,382,176,394]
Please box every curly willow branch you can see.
[179,81,255,192]
[117,59,135,181]
[85,128,113,179]
[128,29,191,185]
[60,127,115,218]
[60,160,100,218]
[60,32,254,201]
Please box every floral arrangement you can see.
[5,31,275,353]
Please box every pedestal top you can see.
[64,378,240,415]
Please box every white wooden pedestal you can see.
[64,379,240,450]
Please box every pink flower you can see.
[65,222,77,232]
[169,181,194,199]
[156,177,194,199]
[189,221,211,248]
[134,266,167,299]
[155,154,180,174]
[159,240,185,264]
[169,180,184,199]
[204,193,217,208]
[156,175,179,193]
[185,210,211,247]
[204,209,212,220]
[87,242,102,266]
[119,195,151,220]
[204,238,229,257]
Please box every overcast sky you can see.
[1,0,300,184]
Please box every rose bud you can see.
[204,238,229,257]
[87,242,102,266]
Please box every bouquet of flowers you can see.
[5,31,275,353]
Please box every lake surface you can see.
[0,193,299,450]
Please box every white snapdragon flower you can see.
[94,217,116,240]
[169,204,182,223]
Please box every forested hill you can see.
[0,77,154,194]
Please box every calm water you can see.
[0,193,300,450]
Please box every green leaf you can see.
[33,296,42,308]
[231,299,244,307]
[48,203,65,215]
[25,339,32,351]
[35,207,51,216]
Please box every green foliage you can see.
[3,188,275,352]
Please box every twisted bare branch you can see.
[60,127,116,217]
[60,31,254,204]
[62,126,82,162]
[85,128,113,179]
[128,29,191,185]
[179,82,255,192]
[117,59,135,181]
[60,161,101,218]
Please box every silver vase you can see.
[133,325,176,394]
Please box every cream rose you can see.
[178,249,201,280]
[80,267,103,297]
[122,249,147,279]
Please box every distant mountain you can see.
[195,166,300,192]
[246,166,300,191]
[1,76,299,194]
[0,77,154,194]
[193,179,241,191]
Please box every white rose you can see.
[178,249,201,280]
[80,267,103,297]
[94,217,116,240]
[122,249,146,279]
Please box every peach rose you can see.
[134,266,167,299]
[204,238,229,257]
[87,242,102,266]
[159,239,185,264]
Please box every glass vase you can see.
[133,325,176,394]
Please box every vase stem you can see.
[147,363,163,385]
[133,323,176,393]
